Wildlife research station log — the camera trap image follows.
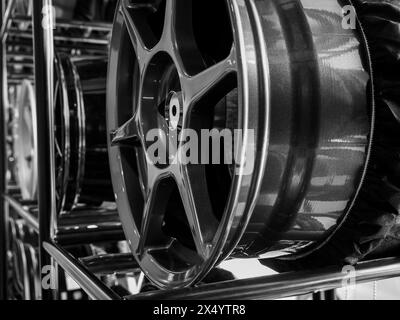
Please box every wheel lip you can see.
[212,0,271,264]
[54,54,72,214]
[64,56,87,212]
[107,0,270,289]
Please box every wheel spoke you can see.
[23,108,32,137]
[183,47,237,106]
[135,148,148,199]
[177,166,219,259]
[110,116,140,147]
[162,0,206,76]
[53,80,59,109]
[162,0,177,43]
[137,188,157,256]
[54,138,62,158]
[137,175,173,256]
[120,0,157,56]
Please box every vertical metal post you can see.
[0,0,7,301]
[32,0,57,300]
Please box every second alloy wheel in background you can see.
[54,54,115,215]
[13,54,115,215]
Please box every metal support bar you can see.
[126,258,400,300]
[7,61,33,68]
[6,52,33,60]
[3,195,124,245]
[12,16,112,32]
[8,30,110,46]
[0,0,15,41]
[32,0,56,300]
[0,0,7,301]
[4,195,39,232]
[81,253,139,276]
[55,211,125,246]
[44,242,121,300]
[6,41,109,54]
[55,227,125,246]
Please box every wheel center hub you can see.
[165,91,182,132]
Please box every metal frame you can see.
[32,0,56,300]
[1,0,400,301]
[0,0,7,302]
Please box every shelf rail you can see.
[4,195,39,231]
[43,242,121,300]
[0,0,7,301]
[127,258,400,300]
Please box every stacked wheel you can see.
[8,219,40,300]
[54,54,115,214]
[12,54,115,215]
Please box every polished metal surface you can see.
[13,239,40,300]
[108,0,266,288]
[54,55,114,215]
[0,0,7,299]
[32,0,57,300]
[0,0,16,41]
[8,30,111,46]
[237,0,373,257]
[107,0,372,288]
[12,80,37,200]
[128,258,400,300]
[4,195,38,231]
[12,15,113,32]
[43,242,121,300]
[55,209,124,245]
[81,253,139,275]
[8,217,40,300]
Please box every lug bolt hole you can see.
[172,105,177,117]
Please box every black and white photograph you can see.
[0,0,399,307]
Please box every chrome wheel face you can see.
[108,0,267,288]
[13,80,38,201]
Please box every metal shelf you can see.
[43,242,121,300]
[126,258,400,300]
[5,195,39,231]
[11,15,112,32]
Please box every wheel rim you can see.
[13,80,38,201]
[54,55,114,214]
[107,0,268,288]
